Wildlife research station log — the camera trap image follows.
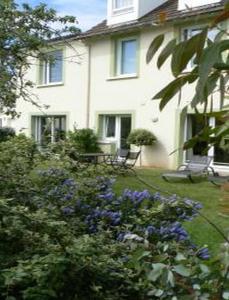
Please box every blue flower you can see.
[197,247,210,260]
[62,206,75,215]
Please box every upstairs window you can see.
[115,38,137,76]
[183,27,218,69]
[39,50,63,85]
[112,0,134,14]
[113,0,133,9]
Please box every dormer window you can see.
[113,0,134,14]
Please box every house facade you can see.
[2,0,228,171]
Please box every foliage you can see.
[127,129,157,146]
[0,134,38,199]
[67,128,101,154]
[0,126,15,142]
[146,2,229,150]
[0,0,79,117]
[0,138,228,299]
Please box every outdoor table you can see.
[77,153,112,169]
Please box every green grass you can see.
[113,168,229,254]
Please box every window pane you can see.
[114,0,133,9]
[54,116,66,142]
[121,39,137,74]
[120,116,131,149]
[49,50,63,83]
[214,117,229,164]
[186,115,209,160]
[106,116,116,138]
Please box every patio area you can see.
[114,168,229,254]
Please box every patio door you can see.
[32,115,66,146]
[185,114,229,165]
[104,115,131,149]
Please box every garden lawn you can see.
[114,168,229,255]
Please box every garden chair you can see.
[162,156,215,183]
[108,150,141,175]
[105,148,129,166]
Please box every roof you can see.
[81,0,225,39]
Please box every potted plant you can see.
[127,129,157,166]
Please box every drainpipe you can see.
[86,43,91,128]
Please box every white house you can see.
[2,0,227,171]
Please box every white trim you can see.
[107,74,138,81]
[37,82,64,88]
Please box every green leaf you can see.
[153,74,196,111]
[199,264,210,274]
[196,40,229,100]
[157,38,177,69]
[171,29,207,77]
[148,263,166,282]
[223,291,229,300]
[173,265,191,277]
[167,270,175,287]
[175,253,186,261]
[146,34,164,64]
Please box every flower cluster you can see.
[146,222,189,242]
[34,171,209,260]
[85,208,121,233]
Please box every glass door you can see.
[120,116,131,149]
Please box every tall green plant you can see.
[146,2,229,151]
[68,128,101,153]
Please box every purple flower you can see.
[197,247,210,260]
[62,206,75,215]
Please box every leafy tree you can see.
[146,2,229,152]
[0,0,79,117]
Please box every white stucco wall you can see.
[12,40,89,136]
[88,26,181,169]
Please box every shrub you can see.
[127,128,156,146]
[0,143,227,299]
[0,126,15,142]
[0,134,38,199]
[68,128,101,153]
[0,174,227,299]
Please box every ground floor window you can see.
[185,114,229,165]
[32,115,66,146]
[100,114,132,149]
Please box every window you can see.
[39,50,63,85]
[101,115,132,149]
[105,116,116,138]
[115,38,137,76]
[113,0,133,9]
[32,115,66,146]
[183,27,218,69]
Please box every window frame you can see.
[181,25,219,70]
[114,36,138,77]
[112,0,134,14]
[38,49,64,86]
[101,114,132,149]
